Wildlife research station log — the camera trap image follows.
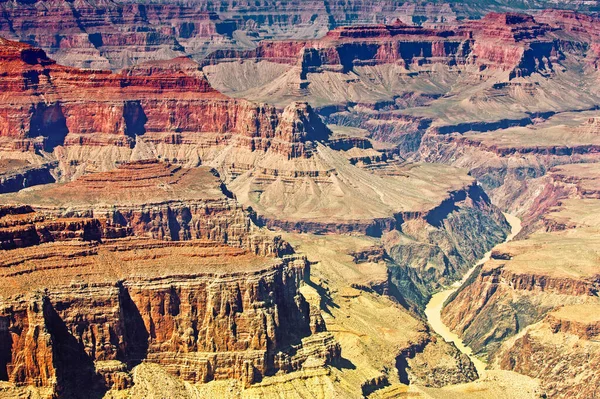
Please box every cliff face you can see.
[0,170,340,398]
[205,13,563,79]
[0,0,235,70]
[0,161,295,257]
[0,37,332,162]
[0,253,336,396]
[495,304,600,399]
[383,183,509,309]
[4,0,580,71]
[416,115,600,232]
[0,160,56,194]
[441,163,600,363]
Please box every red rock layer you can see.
[0,38,331,158]
[0,0,497,71]
[205,11,578,79]
[0,205,109,249]
[0,251,338,394]
[0,0,234,69]
[546,312,600,340]
[0,196,339,395]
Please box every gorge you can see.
[0,3,599,399]
[424,213,522,376]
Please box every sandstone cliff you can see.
[0,37,331,164]
[0,185,340,398]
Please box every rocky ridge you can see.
[0,162,341,398]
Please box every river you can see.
[424,213,522,376]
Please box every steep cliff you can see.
[0,171,340,397]
[205,14,560,78]
[495,304,600,399]
[0,160,295,256]
[0,241,337,397]
[0,37,336,170]
[4,0,585,71]
[0,0,240,70]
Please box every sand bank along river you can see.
[424,213,522,376]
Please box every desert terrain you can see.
[0,2,599,398]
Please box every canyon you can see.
[0,4,599,399]
[3,0,600,71]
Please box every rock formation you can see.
[1,0,598,71]
[495,304,600,398]
[0,161,291,255]
[0,163,340,398]
[3,6,599,398]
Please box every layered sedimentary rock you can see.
[0,167,340,397]
[0,36,334,172]
[495,304,600,399]
[201,9,600,182]
[205,13,560,78]
[0,11,569,397]
[0,158,343,397]
[0,238,337,397]
[0,161,292,256]
[4,0,585,71]
[204,10,573,104]
[0,0,241,70]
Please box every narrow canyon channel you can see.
[424,213,522,376]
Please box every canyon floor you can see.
[0,5,599,399]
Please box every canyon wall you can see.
[1,0,598,71]
[204,12,567,80]
[0,165,340,397]
[0,37,331,164]
[495,304,600,398]
[440,164,600,364]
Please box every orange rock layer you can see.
[0,161,293,257]
[0,38,331,158]
[0,203,340,396]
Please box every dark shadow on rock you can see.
[306,278,339,316]
[29,102,69,152]
[0,316,11,381]
[43,297,107,399]
[333,356,356,370]
[396,354,410,385]
[118,284,149,367]
[124,101,147,138]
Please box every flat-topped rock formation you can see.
[0,235,338,396]
[204,11,566,86]
[0,37,334,165]
[0,159,346,396]
[0,176,340,397]
[0,161,294,256]
[202,11,600,169]
[495,303,600,398]
[546,304,600,339]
